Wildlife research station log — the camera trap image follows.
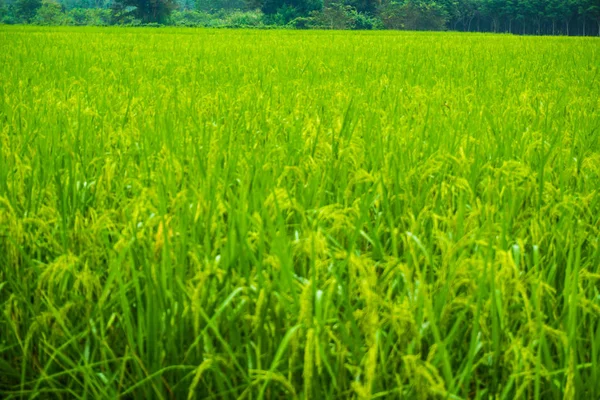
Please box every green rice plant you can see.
[0,26,599,399]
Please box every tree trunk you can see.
[583,19,586,36]
[565,20,569,36]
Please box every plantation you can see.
[1,26,600,399]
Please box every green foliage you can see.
[259,0,321,16]
[197,0,245,12]
[377,1,403,28]
[287,13,311,25]
[66,7,111,24]
[67,6,89,23]
[379,0,447,30]
[344,0,379,14]
[308,2,356,28]
[0,26,599,399]
[112,0,177,23]
[268,4,300,24]
[15,0,42,22]
[351,7,382,27]
[454,0,478,30]
[304,2,380,29]
[0,0,9,22]
[581,0,600,31]
[3,0,600,34]
[170,8,220,24]
[170,8,269,26]
[33,0,65,24]
[223,8,264,25]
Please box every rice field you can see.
[0,26,599,399]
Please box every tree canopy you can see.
[1,0,599,34]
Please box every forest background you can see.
[2,0,600,35]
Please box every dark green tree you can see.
[378,0,446,30]
[198,0,245,12]
[482,0,502,32]
[33,0,64,23]
[560,0,578,34]
[257,0,321,16]
[530,0,546,33]
[344,0,380,14]
[437,0,459,29]
[15,0,42,21]
[0,0,7,19]
[580,0,600,35]
[456,0,479,31]
[112,0,176,23]
[309,2,355,27]
[502,0,518,32]
[546,0,567,33]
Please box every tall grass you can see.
[0,26,599,399]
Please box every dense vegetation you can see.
[0,0,599,34]
[1,26,599,399]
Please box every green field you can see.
[1,26,599,399]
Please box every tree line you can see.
[1,0,599,35]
